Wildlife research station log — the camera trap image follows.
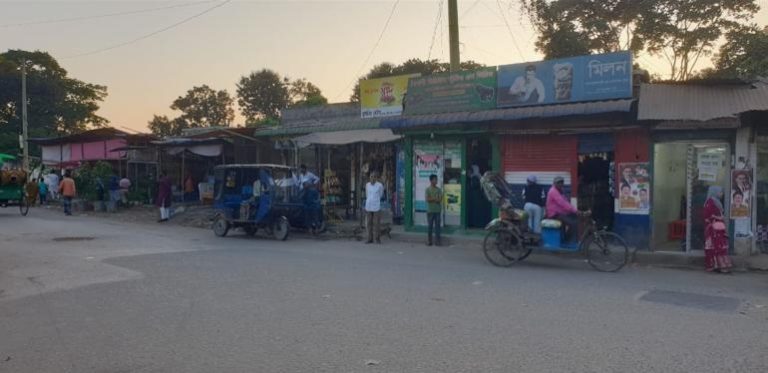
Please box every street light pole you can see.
[448,0,460,72]
[21,59,29,171]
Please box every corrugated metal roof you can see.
[381,99,634,128]
[638,83,768,121]
[254,103,380,136]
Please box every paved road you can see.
[1,208,768,372]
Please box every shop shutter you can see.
[615,128,650,163]
[502,135,578,205]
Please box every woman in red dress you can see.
[703,185,732,273]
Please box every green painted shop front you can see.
[401,131,501,234]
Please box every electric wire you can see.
[63,0,232,59]
[427,0,444,60]
[0,1,217,28]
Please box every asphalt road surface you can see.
[1,208,767,372]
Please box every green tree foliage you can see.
[288,79,328,108]
[349,59,486,102]
[147,85,234,137]
[521,0,760,80]
[171,85,234,127]
[236,69,290,123]
[710,25,768,79]
[73,161,113,201]
[236,69,327,125]
[0,50,107,154]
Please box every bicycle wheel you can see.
[483,228,528,267]
[19,190,29,216]
[584,231,629,272]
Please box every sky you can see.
[1,0,767,132]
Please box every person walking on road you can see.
[156,171,172,222]
[38,178,48,205]
[425,174,442,246]
[59,170,76,216]
[364,172,384,244]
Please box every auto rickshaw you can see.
[211,164,324,240]
[0,154,30,216]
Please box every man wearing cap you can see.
[546,176,579,243]
[522,175,544,234]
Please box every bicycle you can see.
[482,210,630,272]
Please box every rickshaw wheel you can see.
[213,215,230,237]
[273,216,289,241]
[19,191,30,216]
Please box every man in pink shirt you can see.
[546,176,579,243]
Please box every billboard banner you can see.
[497,51,632,108]
[404,67,497,116]
[360,74,419,118]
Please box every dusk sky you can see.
[2,0,767,132]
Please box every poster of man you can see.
[506,65,546,104]
[730,169,752,220]
[618,162,650,214]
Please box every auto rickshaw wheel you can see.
[273,216,289,241]
[213,215,230,237]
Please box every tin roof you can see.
[254,103,380,137]
[638,83,768,121]
[380,99,634,128]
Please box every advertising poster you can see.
[443,141,462,169]
[617,162,650,214]
[444,184,461,215]
[360,74,420,118]
[413,142,443,212]
[497,51,632,108]
[404,68,497,115]
[731,169,753,220]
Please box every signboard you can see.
[617,162,650,214]
[360,74,419,118]
[404,67,497,115]
[497,51,632,108]
[444,184,461,214]
[731,169,753,220]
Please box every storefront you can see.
[754,126,768,253]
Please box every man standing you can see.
[425,174,442,246]
[46,171,60,201]
[545,176,579,243]
[364,172,384,244]
[108,172,120,211]
[119,176,131,206]
[522,175,544,234]
[294,164,319,190]
[59,170,76,216]
[155,171,172,222]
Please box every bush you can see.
[73,162,113,201]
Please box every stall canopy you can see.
[151,138,224,157]
[293,129,401,146]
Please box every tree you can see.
[521,0,760,80]
[0,50,107,153]
[288,79,328,108]
[710,25,768,79]
[147,115,186,137]
[349,59,486,102]
[171,85,234,127]
[236,69,290,123]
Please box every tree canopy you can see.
[349,58,486,102]
[521,0,760,80]
[147,85,234,137]
[710,25,768,79]
[236,69,327,125]
[0,50,107,153]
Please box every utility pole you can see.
[21,60,29,171]
[448,0,460,72]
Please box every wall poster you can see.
[618,162,650,214]
[413,141,443,213]
[731,169,753,220]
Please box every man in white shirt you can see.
[294,164,319,190]
[364,172,384,244]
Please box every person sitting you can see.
[522,175,544,234]
[545,176,579,243]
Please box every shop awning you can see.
[381,99,634,128]
[293,129,401,145]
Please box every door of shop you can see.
[652,142,731,252]
[412,139,463,228]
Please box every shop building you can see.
[637,82,768,256]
